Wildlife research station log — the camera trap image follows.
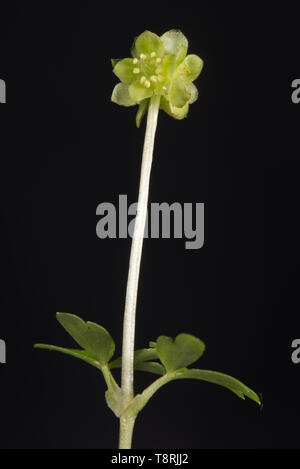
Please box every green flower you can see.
[111,30,204,127]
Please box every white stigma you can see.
[140,76,146,84]
[133,68,140,74]
[150,75,157,82]
[156,57,162,63]
[140,53,147,60]
[132,58,138,64]
[144,80,151,88]
[150,51,156,58]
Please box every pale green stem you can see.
[119,373,174,449]
[119,414,136,449]
[119,94,161,448]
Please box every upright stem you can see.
[119,94,160,448]
[119,414,136,449]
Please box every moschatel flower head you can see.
[111,30,204,127]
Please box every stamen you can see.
[132,58,138,64]
[144,80,151,88]
[150,75,157,82]
[140,76,146,84]
[140,53,147,60]
[156,57,162,63]
[133,68,140,74]
[150,51,156,58]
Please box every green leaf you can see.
[34,344,102,370]
[132,348,160,364]
[110,347,159,369]
[160,29,188,64]
[56,313,115,367]
[109,347,165,375]
[134,361,165,376]
[129,81,153,103]
[172,369,261,405]
[111,83,136,107]
[113,58,136,84]
[126,367,261,417]
[156,334,205,372]
[136,99,149,128]
[109,348,166,375]
[132,30,164,58]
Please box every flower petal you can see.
[111,83,136,107]
[157,53,177,82]
[113,58,136,84]
[168,77,192,108]
[188,82,198,104]
[160,96,189,120]
[132,30,164,58]
[160,29,188,64]
[129,81,153,102]
[181,54,204,81]
[136,99,149,128]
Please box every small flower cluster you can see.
[131,51,164,90]
[111,30,204,126]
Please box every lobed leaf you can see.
[56,313,115,366]
[156,334,205,372]
[172,369,261,405]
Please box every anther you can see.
[150,52,156,58]
[133,68,140,74]
[144,80,151,88]
[140,53,147,60]
[150,75,157,82]
[156,57,162,63]
[140,76,146,84]
[132,58,138,64]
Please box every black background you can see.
[0,2,300,449]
